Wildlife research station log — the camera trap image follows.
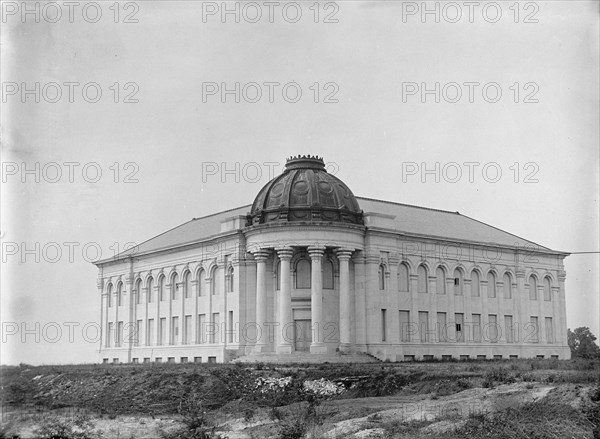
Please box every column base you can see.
[252,344,270,354]
[276,344,293,354]
[339,343,353,353]
[310,343,328,354]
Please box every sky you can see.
[1,1,599,365]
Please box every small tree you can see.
[568,327,600,359]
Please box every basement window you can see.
[455,323,462,332]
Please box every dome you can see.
[247,156,364,226]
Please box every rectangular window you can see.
[116,321,123,347]
[194,356,202,363]
[132,358,139,363]
[184,315,192,344]
[381,309,387,342]
[419,311,429,342]
[399,310,410,342]
[488,314,498,343]
[545,317,554,344]
[147,319,154,346]
[505,315,514,343]
[159,318,166,345]
[171,317,179,345]
[530,316,539,343]
[167,357,175,363]
[143,358,150,363]
[208,356,217,364]
[155,357,162,363]
[180,357,188,363]
[107,323,114,347]
[198,314,206,344]
[172,283,180,301]
[437,312,446,342]
[135,320,142,346]
[455,313,464,342]
[211,313,219,343]
[472,314,481,342]
[228,311,234,343]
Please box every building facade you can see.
[94,156,570,363]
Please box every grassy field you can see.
[1,359,599,438]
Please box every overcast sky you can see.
[1,1,598,364]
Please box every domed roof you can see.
[247,156,364,226]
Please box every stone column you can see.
[409,273,420,343]
[336,248,354,352]
[253,249,270,353]
[192,278,199,344]
[97,277,105,352]
[557,270,568,347]
[308,246,327,354]
[515,267,528,349]
[277,248,294,353]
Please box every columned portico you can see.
[308,246,327,353]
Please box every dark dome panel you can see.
[247,156,364,226]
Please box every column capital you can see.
[335,248,354,261]
[307,246,326,259]
[515,267,526,278]
[97,278,104,289]
[557,270,566,281]
[276,247,294,260]
[250,248,270,262]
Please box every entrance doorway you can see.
[294,320,312,351]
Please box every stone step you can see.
[233,352,381,364]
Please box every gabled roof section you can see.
[356,197,560,252]
[98,196,565,265]
[96,205,251,264]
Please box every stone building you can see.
[94,155,570,363]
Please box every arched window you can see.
[159,276,167,301]
[323,260,334,290]
[197,269,205,296]
[503,273,512,299]
[172,273,179,300]
[543,277,552,301]
[184,272,192,298]
[378,264,385,290]
[210,268,218,295]
[398,263,409,292]
[436,267,446,295]
[226,266,234,293]
[147,277,154,303]
[454,269,463,295]
[107,284,113,307]
[417,265,428,293]
[135,279,142,304]
[116,282,123,306]
[296,259,311,289]
[487,272,496,298]
[529,275,537,300]
[276,261,281,291]
[471,271,480,297]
